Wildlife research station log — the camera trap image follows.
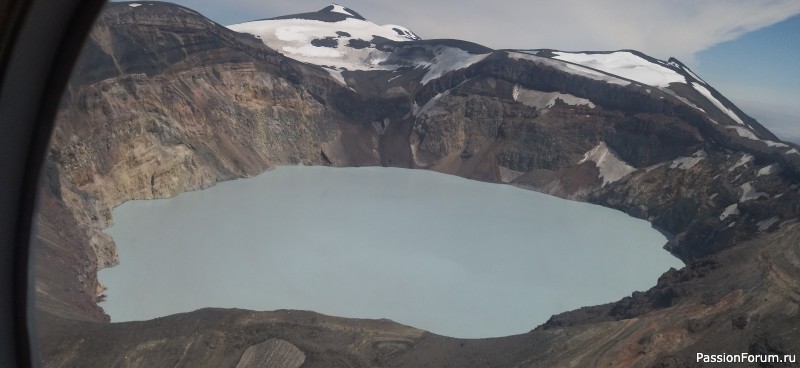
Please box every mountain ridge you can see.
[229,6,784,145]
[266,4,369,23]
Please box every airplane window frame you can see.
[0,0,106,366]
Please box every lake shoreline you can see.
[100,166,682,338]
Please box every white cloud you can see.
[400,0,800,62]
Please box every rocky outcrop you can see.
[38,2,355,320]
[235,339,305,368]
[34,2,800,367]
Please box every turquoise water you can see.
[99,166,682,338]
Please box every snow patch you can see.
[512,85,595,109]
[508,52,629,86]
[323,68,348,86]
[552,51,685,87]
[419,47,489,85]
[273,26,314,42]
[283,44,342,58]
[228,17,416,71]
[661,89,706,114]
[129,3,142,7]
[763,140,788,148]
[757,163,780,177]
[385,24,418,40]
[709,193,718,200]
[330,4,354,16]
[416,91,449,117]
[757,217,780,232]
[579,142,636,187]
[725,125,760,141]
[691,82,745,126]
[729,153,753,172]
[740,182,767,202]
[548,94,594,108]
[559,63,630,86]
[679,64,706,84]
[669,149,707,170]
[719,204,739,221]
[786,148,799,155]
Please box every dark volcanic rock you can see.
[266,5,367,22]
[346,38,370,49]
[310,37,338,48]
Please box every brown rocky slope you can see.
[33,2,800,367]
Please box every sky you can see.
[120,0,800,144]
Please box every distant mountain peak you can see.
[265,4,368,23]
[228,5,423,72]
[319,4,367,20]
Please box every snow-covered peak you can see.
[328,4,356,17]
[385,24,418,40]
[228,7,420,71]
[667,57,706,84]
[551,51,685,88]
[512,50,773,143]
[306,4,368,21]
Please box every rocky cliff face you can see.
[34,2,800,367]
[36,2,349,320]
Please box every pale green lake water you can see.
[99,166,682,338]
